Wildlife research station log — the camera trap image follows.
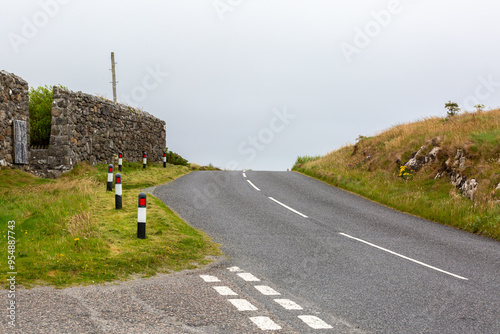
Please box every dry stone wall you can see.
[0,70,167,178]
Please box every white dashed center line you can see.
[228,299,258,311]
[199,275,220,282]
[242,172,247,178]
[237,272,261,282]
[298,315,333,329]
[213,286,238,296]
[274,299,303,310]
[249,316,282,330]
[227,266,243,272]
[254,285,281,296]
[247,180,261,191]
[339,233,469,280]
[268,197,308,218]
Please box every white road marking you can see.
[339,233,469,281]
[274,299,303,310]
[254,285,281,296]
[243,172,247,178]
[268,197,308,218]
[249,316,282,330]
[228,299,258,311]
[227,266,243,272]
[298,315,333,329]
[247,180,261,191]
[199,275,221,282]
[237,272,261,282]
[213,286,238,296]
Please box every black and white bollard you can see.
[106,164,113,191]
[115,173,122,209]
[137,192,147,239]
[118,152,123,172]
[163,152,167,168]
[143,152,147,169]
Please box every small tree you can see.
[29,85,53,146]
[445,101,460,117]
[474,104,485,113]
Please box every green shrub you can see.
[445,100,460,118]
[292,155,322,170]
[166,150,189,166]
[29,85,53,146]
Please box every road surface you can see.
[153,170,500,333]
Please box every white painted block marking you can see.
[339,233,469,281]
[247,180,261,191]
[199,275,221,282]
[298,315,333,329]
[243,172,247,178]
[249,316,282,330]
[254,285,281,296]
[228,299,258,311]
[274,299,303,310]
[213,286,238,296]
[237,272,261,282]
[268,197,308,218]
[227,266,243,272]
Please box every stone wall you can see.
[44,87,166,177]
[0,71,30,169]
[0,70,167,178]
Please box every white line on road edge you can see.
[298,315,333,329]
[249,316,282,330]
[228,299,258,311]
[339,233,469,281]
[274,299,303,310]
[199,275,221,282]
[237,272,261,282]
[268,197,308,218]
[243,172,247,178]
[254,285,281,296]
[213,286,238,296]
[247,180,261,191]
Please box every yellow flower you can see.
[74,238,80,241]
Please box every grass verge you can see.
[293,109,500,241]
[0,162,221,288]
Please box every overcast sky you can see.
[2,0,500,170]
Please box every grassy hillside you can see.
[293,109,500,240]
[0,162,221,288]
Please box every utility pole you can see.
[111,52,117,103]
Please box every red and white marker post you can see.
[163,151,167,168]
[115,173,122,209]
[137,192,147,239]
[107,164,113,191]
[118,152,123,172]
[143,152,147,169]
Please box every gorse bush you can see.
[29,85,53,146]
[166,150,189,166]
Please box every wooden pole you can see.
[111,52,117,103]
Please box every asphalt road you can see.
[153,170,500,333]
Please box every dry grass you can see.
[66,211,97,238]
[294,108,500,240]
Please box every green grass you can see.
[0,162,221,288]
[293,108,500,241]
